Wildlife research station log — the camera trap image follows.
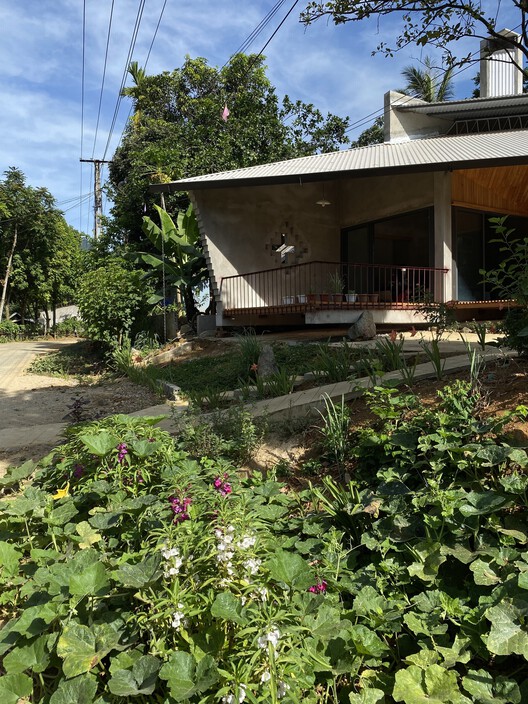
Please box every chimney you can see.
[480,29,524,97]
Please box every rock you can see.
[347,311,376,341]
[257,343,278,378]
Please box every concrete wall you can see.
[192,171,439,322]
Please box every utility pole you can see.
[80,158,111,240]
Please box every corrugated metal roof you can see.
[397,93,528,118]
[151,130,528,192]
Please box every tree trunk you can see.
[0,223,17,322]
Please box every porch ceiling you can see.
[452,164,528,216]
[151,130,528,192]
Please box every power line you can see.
[144,0,168,68]
[79,0,87,232]
[101,0,147,161]
[222,1,288,68]
[91,0,116,159]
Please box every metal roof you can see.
[397,93,528,119]
[151,129,528,192]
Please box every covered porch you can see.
[220,260,448,325]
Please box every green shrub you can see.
[0,320,20,341]
[76,259,151,347]
[52,316,84,337]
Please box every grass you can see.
[27,341,107,380]
[141,342,322,395]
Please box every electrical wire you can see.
[101,0,147,161]
[222,0,288,68]
[91,0,116,159]
[79,0,86,232]
[144,0,168,69]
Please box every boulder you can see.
[347,311,376,341]
[257,343,278,378]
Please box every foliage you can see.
[3,381,528,701]
[178,405,265,465]
[107,54,349,248]
[76,260,152,347]
[301,1,528,68]
[138,204,208,324]
[0,320,19,342]
[351,116,384,148]
[51,317,84,338]
[400,56,454,102]
[480,217,528,354]
[317,393,351,474]
[313,340,357,382]
[0,167,82,323]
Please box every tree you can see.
[301,1,528,69]
[400,56,454,102]
[351,116,384,147]
[106,54,350,248]
[0,168,82,324]
[0,169,83,324]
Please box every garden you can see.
[1,327,528,702]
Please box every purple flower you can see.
[117,442,128,464]
[169,495,192,524]
[213,474,232,497]
[308,579,327,594]
[73,464,85,479]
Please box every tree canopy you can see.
[0,168,82,322]
[301,1,528,68]
[106,53,350,247]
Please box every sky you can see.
[0,0,520,236]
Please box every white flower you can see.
[268,628,281,648]
[227,525,235,533]
[258,628,280,649]
[171,610,185,629]
[238,684,246,703]
[237,535,256,549]
[260,671,271,683]
[221,695,234,704]
[215,529,223,538]
[244,557,261,575]
[162,546,180,560]
[224,533,234,544]
[277,681,289,699]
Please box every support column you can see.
[434,172,453,302]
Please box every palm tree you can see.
[121,61,148,125]
[400,56,454,102]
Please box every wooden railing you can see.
[220,261,448,313]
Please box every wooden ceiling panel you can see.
[452,165,528,216]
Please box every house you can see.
[151,30,528,329]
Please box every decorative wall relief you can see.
[265,222,308,265]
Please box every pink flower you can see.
[308,579,327,594]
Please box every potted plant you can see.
[328,272,344,302]
[345,290,357,303]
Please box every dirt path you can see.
[0,339,162,472]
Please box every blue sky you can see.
[0,0,518,235]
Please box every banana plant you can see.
[136,204,208,323]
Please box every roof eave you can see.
[149,153,528,193]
